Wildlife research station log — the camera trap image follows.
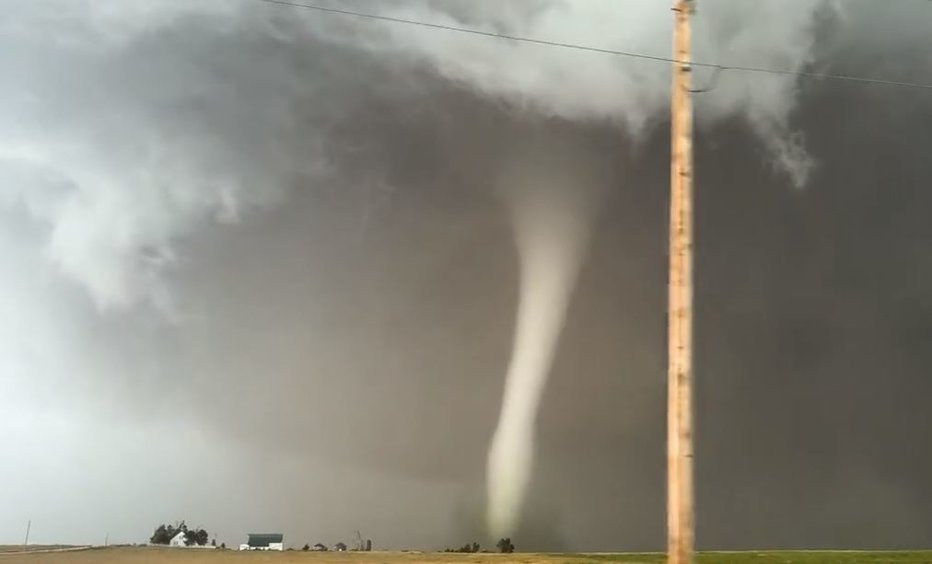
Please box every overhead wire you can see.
[258,0,932,92]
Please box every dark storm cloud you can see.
[2,0,932,552]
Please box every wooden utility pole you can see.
[668,1,696,563]
[23,520,31,553]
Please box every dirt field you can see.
[2,547,932,564]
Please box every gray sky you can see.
[1,0,931,552]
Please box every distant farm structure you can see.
[353,530,372,552]
[168,532,187,548]
[149,522,211,548]
[239,533,284,551]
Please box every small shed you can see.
[241,533,284,551]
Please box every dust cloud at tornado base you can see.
[1,0,932,551]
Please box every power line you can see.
[260,0,676,64]
[258,0,932,92]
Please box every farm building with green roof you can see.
[239,533,284,551]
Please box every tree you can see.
[496,538,515,554]
[185,528,209,546]
[149,524,170,545]
[302,544,310,551]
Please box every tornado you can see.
[487,143,602,538]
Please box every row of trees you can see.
[445,541,481,553]
[149,522,211,547]
[444,538,514,554]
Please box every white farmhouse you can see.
[169,531,188,547]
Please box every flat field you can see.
[1,547,931,563]
[0,548,82,555]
